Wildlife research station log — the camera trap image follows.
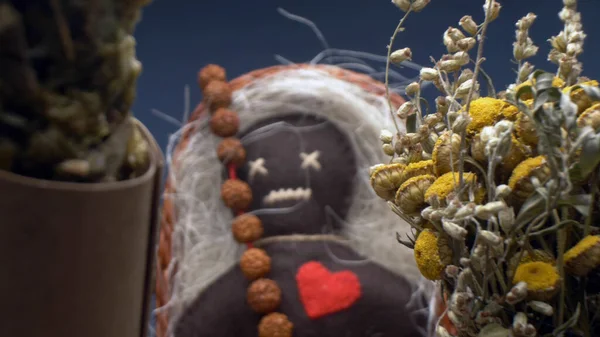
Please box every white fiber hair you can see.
[160,67,423,334]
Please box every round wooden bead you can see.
[240,248,271,280]
[247,278,281,314]
[221,179,252,211]
[258,312,293,337]
[198,64,226,90]
[210,108,240,137]
[232,214,264,243]
[203,80,232,111]
[216,138,246,167]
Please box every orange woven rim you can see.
[154,63,406,337]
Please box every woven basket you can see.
[154,64,410,337]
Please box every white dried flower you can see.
[443,220,468,240]
[516,13,537,30]
[483,0,501,22]
[419,67,439,81]
[390,47,412,64]
[567,42,583,56]
[513,312,528,330]
[495,184,511,198]
[382,143,395,156]
[559,7,576,22]
[518,62,535,82]
[494,120,513,133]
[451,113,472,133]
[480,126,497,143]
[479,230,503,246]
[506,281,528,305]
[454,203,475,220]
[457,37,476,51]
[446,27,466,41]
[392,0,430,13]
[438,59,462,72]
[568,31,586,43]
[459,15,478,36]
[456,79,478,97]
[522,44,539,59]
[563,0,577,7]
[498,207,515,233]
[379,129,394,144]
[453,51,470,65]
[528,301,554,316]
[405,81,420,96]
[396,101,414,119]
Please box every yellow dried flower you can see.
[432,131,461,176]
[513,261,560,301]
[564,235,600,276]
[508,250,555,279]
[395,174,436,215]
[370,163,406,200]
[508,156,551,200]
[463,97,519,136]
[402,160,435,182]
[514,77,565,100]
[577,103,600,130]
[414,229,451,280]
[563,80,599,115]
[515,109,538,147]
[425,172,478,205]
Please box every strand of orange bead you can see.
[200,64,294,337]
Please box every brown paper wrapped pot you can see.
[0,119,164,337]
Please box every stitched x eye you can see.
[300,151,321,171]
[248,158,268,181]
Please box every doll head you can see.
[237,113,356,237]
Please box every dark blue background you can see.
[133,0,600,154]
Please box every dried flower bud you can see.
[446,27,466,41]
[457,37,476,51]
[405,82,420,96]
[456,79,478,97]
[439,59,462,72]
[382,143,395,156]
[568,31,586,43]
[518,62,535,83]
[516,13,537,30]
[567,42,583,56]
[480,230,503,246]
[563,0,577,8]
[396,101,414,119]
[443,220,468,240]
[515,30,528,45]
[380,129,394,144]
[550,34,568,53]
[369,164,385,176]
[436,96,449,115]
[483,0,501,22]
[459,15,478,36]
[394,140,404,155]
[559,7,576,22]
[528,301,554,316]
[392,0,430,12]
[506,281,528,305]
[513,312,528,330]
[452,113,471,133]
[420,67,439,81]
[522,45,539,59]
[454,203,475,220]
[453,51,470,65]
[390,47,412,64]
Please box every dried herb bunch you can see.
[0,0,152,182]
[372,0,600,336]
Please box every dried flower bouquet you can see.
[371,0,600,336]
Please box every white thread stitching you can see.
[248,158,268,181]
[263,187,312,205]
[300,151,322,171]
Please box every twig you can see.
[50,0,75,61]
[385,8,413,135]
[459,0,494,187]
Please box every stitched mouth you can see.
[263,187,312,206]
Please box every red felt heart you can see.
[296,261,362,319]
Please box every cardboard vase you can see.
[0,119,164,337]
